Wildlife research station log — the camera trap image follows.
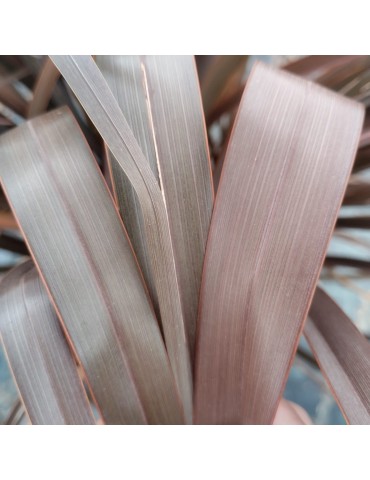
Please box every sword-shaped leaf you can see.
[97,55,214,359]
[305,287,370,425]
[0,108,184,424]
[0,260,95,425]
[194,62,364,424]
[50,55,193,422]
[96,56,160,317]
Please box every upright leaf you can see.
[194,62,364,424]
[50,55,193,422]
[141,56,214,356]
[0,261,95,425]
[0,108,184,424]
[97,56,214,358]
[96,56,160,316]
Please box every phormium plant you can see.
[0,55,369,425]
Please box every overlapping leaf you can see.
[50,55,194,422]
[0,55,368,426]
[0,108,184,424]
[96,56,160,317]
[140,56,214,355]
[0,261,95,425]
[97,55,214,358]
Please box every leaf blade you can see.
[0,107,184,424]
[305,287,370,424]
[141,55,214,357]
[96,55,160,317]
[98,55,214,358]
[0,261,95,425]
[27,57,60,118]
[194,62,364,424]
[50,55,193,422]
